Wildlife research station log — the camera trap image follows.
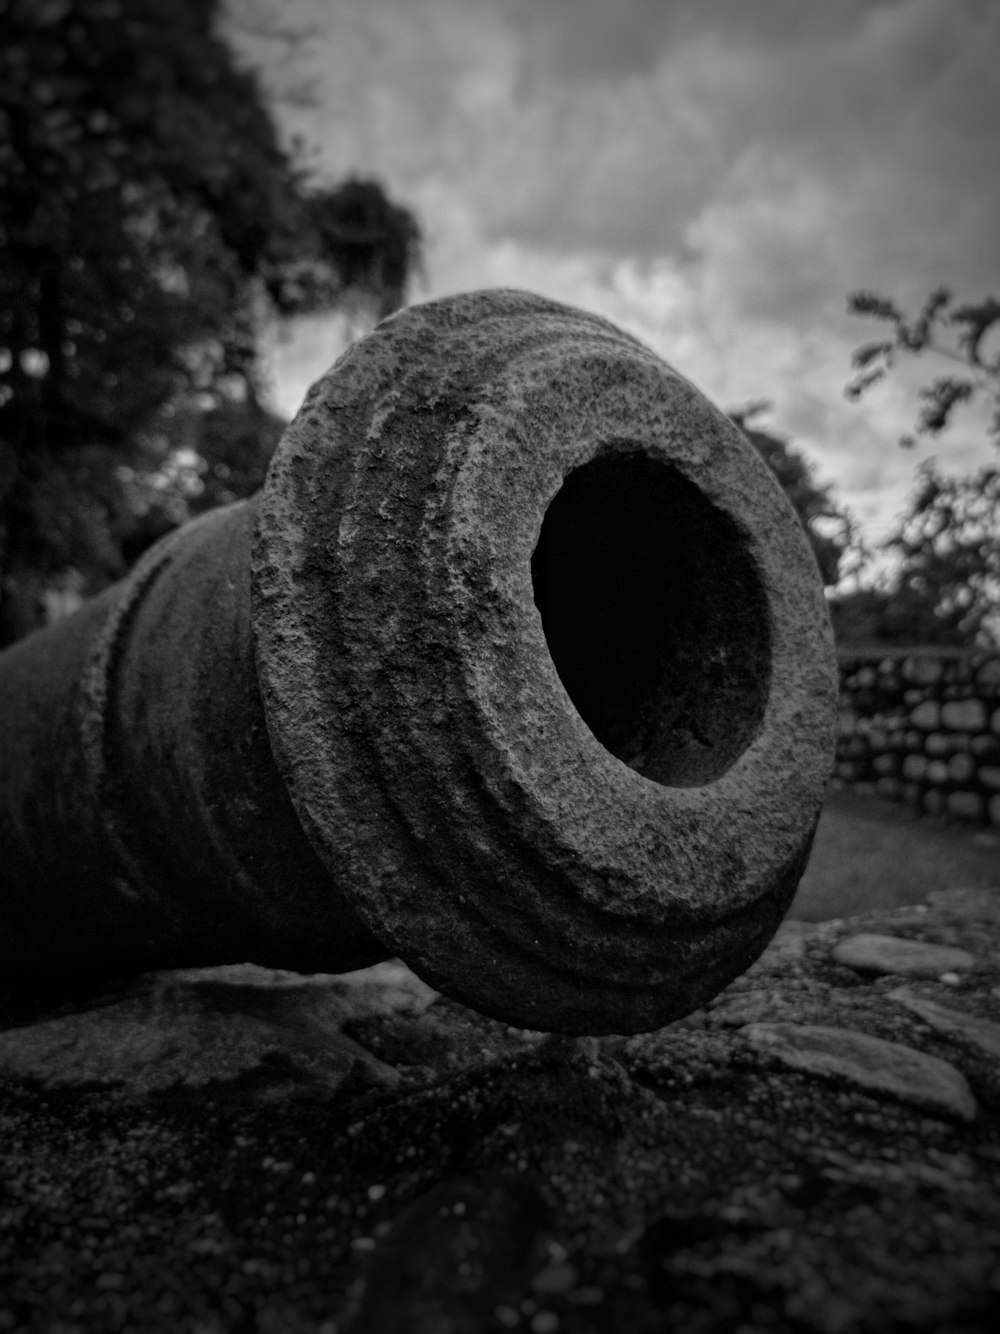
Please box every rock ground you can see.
[1,887,999,1332]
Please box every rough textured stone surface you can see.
[888,987,1000,1062]
[832,932,976,978]
[0,963,437,1095]
[0,289,837,1035]
[835,649,1000,825]
[742,1022,977,1122]
[2,887,1000,1331]
[941,699,987,732]
[251,290,837,1034]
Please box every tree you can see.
[0,0,421,643]
[841,286,1000,648]
[846,287,1000,448]
[830,466,1000,648]
[730,404,859,589]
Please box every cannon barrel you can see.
[0,290,836,1034]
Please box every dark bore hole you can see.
[531,451,771,787]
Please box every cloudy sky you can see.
[238,0,998,564]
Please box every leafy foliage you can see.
[831,464,1000,648]
[0,0,420,642]
[730,405,859,589]
[846,287,1000,448]
[841,285,1000,648]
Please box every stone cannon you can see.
[0,290,836,1034]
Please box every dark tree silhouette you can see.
[831,464,999,648]
[730,405,858,589]
[0,0,421,643]
[846,287,1000,448]
[841,286,999,647]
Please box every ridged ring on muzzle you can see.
[253,288,836,1034]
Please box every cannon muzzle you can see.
[0,290,836,1034]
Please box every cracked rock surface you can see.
[2,887,999,1332]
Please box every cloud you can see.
[243,0,999,555]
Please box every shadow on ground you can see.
[790,787,1000,922]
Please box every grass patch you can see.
[789,787,1000,922]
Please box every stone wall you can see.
[835,646,1000,826]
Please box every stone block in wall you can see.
[837,709,857,736]
[980,766,1000,791]
[925,733,951,755]
[970,734,1000,759]
[923,789,945,816]
[901,782,920,805]
[904,689,925,707]
[941,700,987,731]
[873,754,897,777]
[836,761,862,781]
[875,776,900,799]
[947,753,976,783]
[903,657,943,685]
[974,658,1000,690]
[926,760,949,785]
[902,754,928,781]
[991,708,1000,735]
[868,727,888,750]
[838,736,868,760]
[904,730,922,750]
[910,701,940,729]
[947,791,984,821]
[990,795,1000,828]
[888,730,907,750]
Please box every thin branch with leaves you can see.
[846,287,1000,447]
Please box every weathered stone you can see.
[941,699,987,731]
[839,736,868,760]
[925,732,951,755]
[909,701,940,729]
[873,753,897,776]
[888,987,1000,1063]
[0,289,837,1036]
[837,708,858,736]
[831,933,976,979]
[946,790,984,822]
[3,876,999,1332]
[903,657,943,686]
[922,789,945,816]
[0,962,438,1097]
[926,759,949,785]
[744,1022,977,1121]
[902,754,928,781]
[974,657,1000,688]
[947,752,975,783]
